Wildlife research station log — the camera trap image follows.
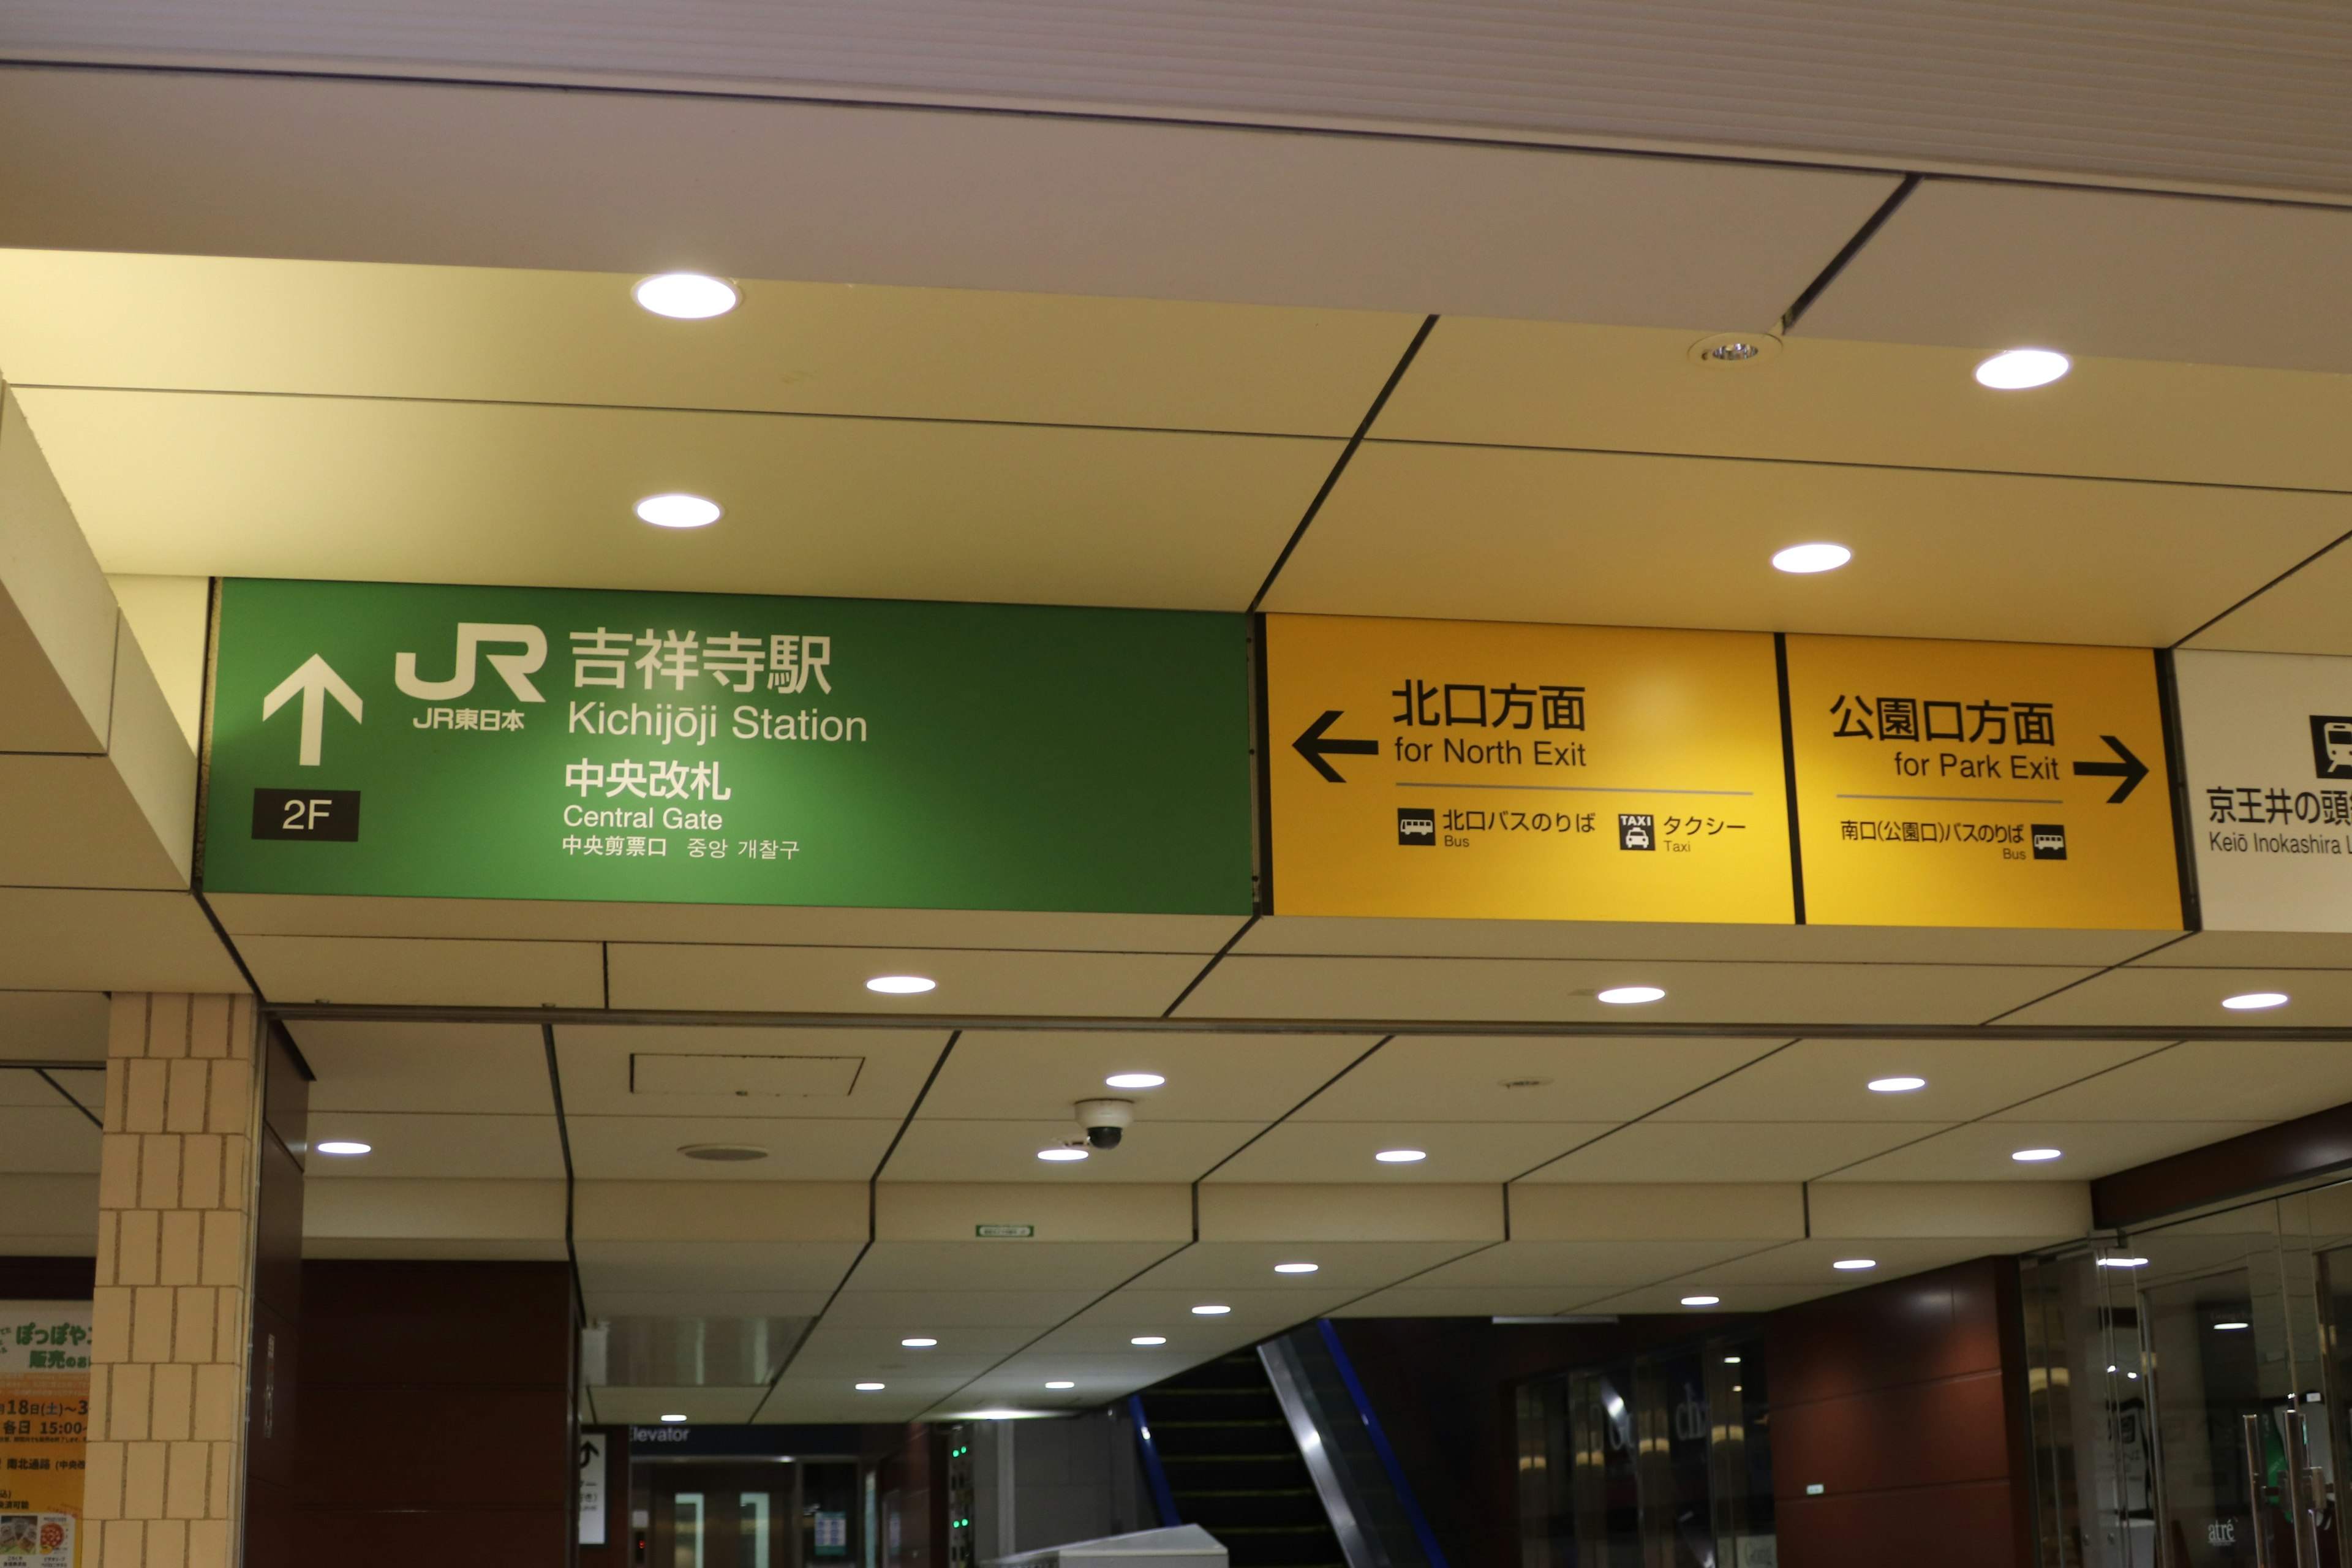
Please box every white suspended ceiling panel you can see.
[0,68,1902,325]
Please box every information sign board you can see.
[203,580,1253,914]
[2174,649,2352,931]
[0,1301,88,1568]
[1264,614,1796,922]
[1782,635,2180,929]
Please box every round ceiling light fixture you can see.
[855,1382,886,1392]
[1274,1262,1319,1275]
[633,273,740,320]
[1833,1258,1877,1272]
[1046,1381,1076,1390]
[902,1338,938,1348]
[2097,1257,2150,1270]
[1374,1148,1427,1164]
[1681,1295,1722,1308]
[1191,1305,1231,1316]
[1772,543,1852,575]
[1131,1336,1167,1346]
[1974,348,2071,390]
[1597,986,1667,1005]
[2011,1147,2063,1163]
[1037,1147,1089,1163]
[865,974,937,995]
[661,1413,689,1423]
[1687,331,1784,368]
[1866,1076,1926,1094]
[1105,1072,1166,1090]
[2222,991,2289,1011]
[316,1140,372,1156]
[635,492,722,530]
[679,1143,768,1162]
[2213,1321,2251,1332]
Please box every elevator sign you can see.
[202,579,1254,914]
[1782,635,2182,929]
[1263,614,1796,922]
[2173,649,2352,932]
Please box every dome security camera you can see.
[1076,1099,1134,1150]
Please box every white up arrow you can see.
[262,655,364,767]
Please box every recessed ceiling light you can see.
[1105,1072,1166,1090]
[902,1338,938,1348]
[633,273,740,319]
[855,1382,886,1391]
[660,1413,688,1423]
[1975,348,2071,390]
[1046,1381,1076,1390]
[2011,1147,2063,1163]
[866,974,937,995]
[1866,1077,1926,1094]
[1681,1295,1721,1308]
[2213,1321,2250,1332]
[2223,991,2289,1011]
[2097,1257,2149,1270]
[679,1143,767,1162]
[1832,1259,1877,1272]
[1771,543,1852,575]
[1597,986,1665,1005]
[1687,331,1782,368]
[1191,1305,1231,1316]
[1131,1336,1167,1346]
[316,1140,372,1156]
[1274,1263,1319,1275]
[635,492,722,530]
[1722,1356,1741,1365]
[1037,1147,1089,1163]
[1374,1149,1427,1164]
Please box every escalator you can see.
[1132,1349,1347,1567]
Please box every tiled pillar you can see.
[86,993,264,1568]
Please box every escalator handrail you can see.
[1127,1394,1184,1528]
[1315,1321,1452,1568]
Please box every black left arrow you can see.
[2073,735,2150,804]
[1294,710,1379,783]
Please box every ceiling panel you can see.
[1202,1120,1611,1184]
[0,992,108,1061]
[300,1110,565,1180]
[1651,1038,2161,1124]
[790,1322,1038,1362]
[1685,1236,2065,1288]
[0,1067,98,1111]
[290,1021,552,1114]
[2184,541,2352,657]
[1123,1241,1483,1292]
[1795,181,2352,375]
[2131,932,2352,970]
[607,943,1207,1017]
[818,1290,1106,1329]
[590,1387,772,1425]
[1998,967,2352,1029]
[1263,439,2350,645]
[575,1240,864,1295]
[1329,1285,1598,1317]
[1076,1286,1355,1330]
[844,1241,1180,1294]
[1289,1035,1779,1123]
[914,1031,1377,1123]
[1379,319,2352,493]
[1818,1119,2266,1183]
[1516,1121,1947,1185]
[18,388,1336,611]
[556,1025,949,1121]
[588,1290,839,1319]
[566,1114,900,1182]
[1177,954,2093,1026]
[764,1376,966,1423]
[0,249,1423,439]
[239,934,603,1008]
[0,888,243,993]
[1402,1239,1776,1289]
[0,1103,100,1172]
[879,1119,1264,1183]
[1989,1042,2352,1125]
[1236,916,2171,968]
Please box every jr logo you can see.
[396,624,550,703]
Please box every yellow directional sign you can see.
[1782,635,2182,929]
[1265,614,1796,922]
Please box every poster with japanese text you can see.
[2175,649,2352,932]
[1265,614,1796,922]
[0,1302,89,1568]
[1784,635,2182,929]
[203,579,1253,915]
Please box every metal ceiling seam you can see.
[1187,1033,1396,1185]
[1779,172,1921,332]
[1973,928,2199,1025]
[1499,1036,1806,1184]
[537,1021,591,1340]
[258,1005,2352,1042]
[1158,913,1260,1019]
[27,1066,99,1128]
[2169,526,2352,647]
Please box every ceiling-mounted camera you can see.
[1076,1098,1134,1150]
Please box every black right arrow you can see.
[1293,710,1379,783]
[2073,734,2150,804]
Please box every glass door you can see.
[649,1464,807,1568]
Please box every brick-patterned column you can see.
[86,993,263,1568]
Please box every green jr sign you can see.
[202,579,1254,914]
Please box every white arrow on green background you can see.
[262,654,364,767]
